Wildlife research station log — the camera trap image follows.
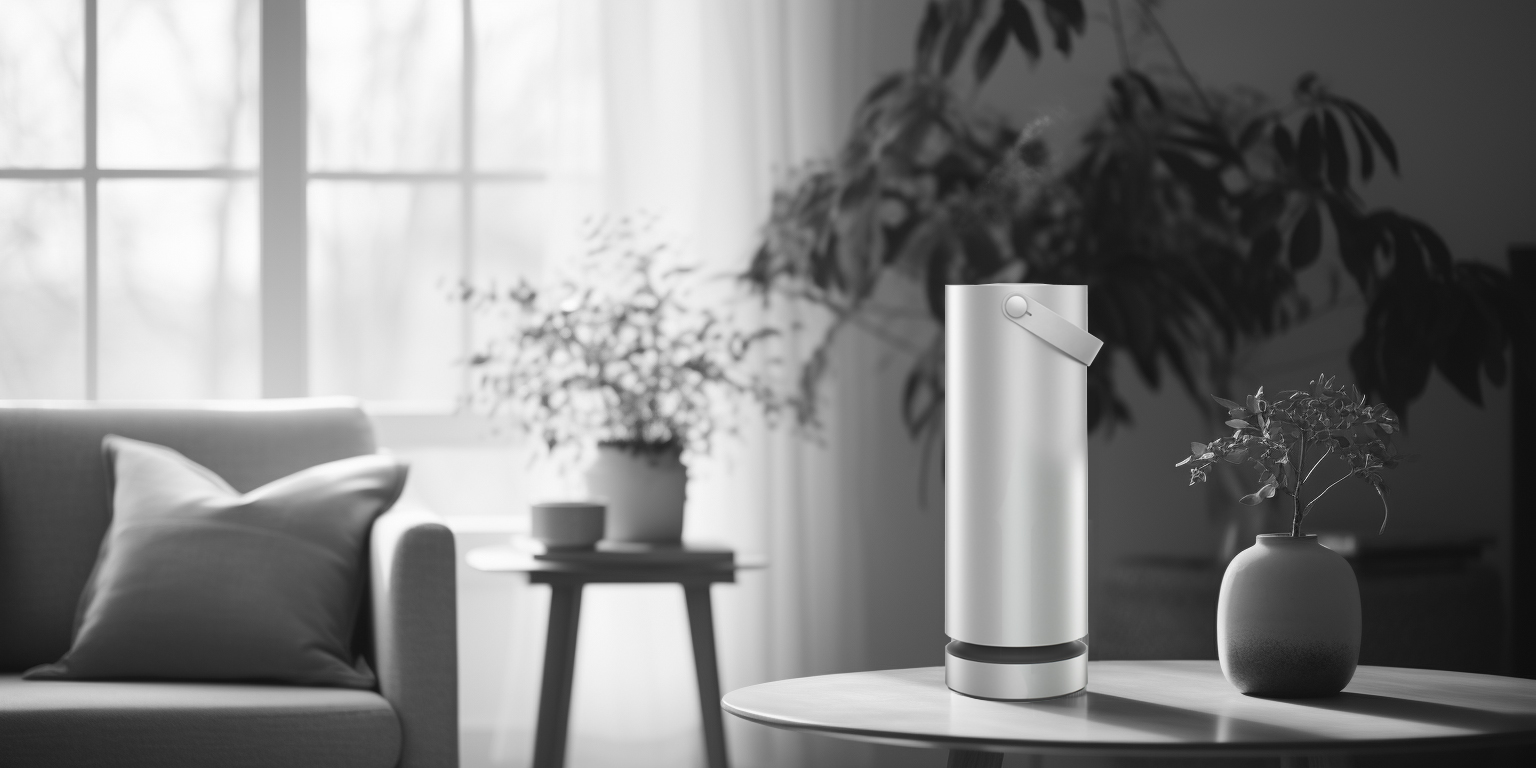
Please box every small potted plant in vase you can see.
[465,218,782,544]
[1178,374,1404,697]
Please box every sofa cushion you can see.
[24,436,406,688]
[0,402,377,673]
[0,674,400,768]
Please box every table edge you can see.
[721,700,1536,757]
[720,663,1536,757]
[466,544,764,574]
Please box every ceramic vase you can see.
[585,442,686,543]
[1217,533,1360,697]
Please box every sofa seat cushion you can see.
[0,675,400,768]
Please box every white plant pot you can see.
[1217,533,1361,697]
[585,443,687,543]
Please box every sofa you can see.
[0,400,457,768]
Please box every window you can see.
[0,0,574,403]
[307,0,573,403]
[0,0,258,400]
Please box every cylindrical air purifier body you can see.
[945,283,1097,700]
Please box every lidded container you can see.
[945,283,1101,700]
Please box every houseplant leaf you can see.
[1271,124,1296,167]
[1340,104,1375,180]
[1212,395,1245,411]
[1288,202,1323,269]
[915,1,944,72]
[1041,0,1080,54]
[1001,0,1041,63]
[1297,114,1324,184]
[1322,111,1350,191]
[974,12,1011,84]
[1343,100,1400,174]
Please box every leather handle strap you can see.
[1001,294,1104,366]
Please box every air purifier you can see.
[945,283,1102,700]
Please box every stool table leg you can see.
[684,584,730,768]
[533,583,584,768]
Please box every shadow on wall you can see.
[812,0,1530,673]
[716,1,1534,766]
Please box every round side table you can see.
[723,661,1536,766]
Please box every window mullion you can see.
[259,0,309,397]
[84,0,98,400]
[460,0,476,398]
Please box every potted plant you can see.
[1177,373,1403,696]
[744,0,1524,498]
[463,218,783,543]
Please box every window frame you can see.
[0,0,544,405]
[0,0,261,399]
[302,0,546,404]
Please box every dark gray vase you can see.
[1217,534,1360,697]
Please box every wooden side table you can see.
[723,661,1536,766]
[468,543,754,768]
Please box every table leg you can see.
[945,749,1003,768]
[683,584,730,768]
[533,583,584,768]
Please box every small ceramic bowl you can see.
[530,501,606,550]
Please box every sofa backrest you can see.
[0,401,378,673]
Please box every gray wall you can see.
[799,2,1534,763]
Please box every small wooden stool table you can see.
[468,542,753,768]
[723,661,1536,766]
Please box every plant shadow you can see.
[1277,692,1536,738]
[1015,691,1325,746]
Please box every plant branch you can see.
[1302,441,1333,485]
[1132,0,1218,122]
[1290,433,1305,536]
[1303,468,1354,517]
[1374,483,1390,535]
[1276,483,1299,537]
[1108,0,1133,73]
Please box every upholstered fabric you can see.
[0,401,458,768]
[25,436,406,688]
[0,674,400,768]
[0,402,377,673]
[372,501,460,768]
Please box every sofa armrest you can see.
[371,500,458,768]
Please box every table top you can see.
[467,543,763,585]
[722,662,1536,757]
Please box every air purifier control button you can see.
[1003,294,1029,318]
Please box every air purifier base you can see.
[944,649,1086,701]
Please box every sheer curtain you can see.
[449,2,887,767]
[401,2,952,766]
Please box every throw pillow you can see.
[23,435,407,688]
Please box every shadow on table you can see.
[1012,692,1536,768]
[1278,692,1536,735]
[1026,746,1529,764]
[1019,692,1321,745]
[1028,748,1534,768]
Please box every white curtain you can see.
[448,2,935,767]
[433,2,956,766]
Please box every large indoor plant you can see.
[464,218,782,542]
[745,0,1524,468]
[1178,374,1403,696]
